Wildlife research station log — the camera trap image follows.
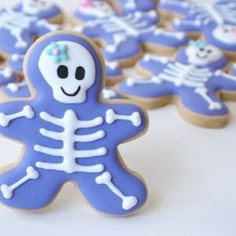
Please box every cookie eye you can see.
[207,49,212,53]
[199,47,204,51]
[224,28,229,33]
[57,65,68,79]
[75,66,85,80]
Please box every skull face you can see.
[212,25,236,45]
[78,0,114,18]
[38,41,96,104]
[185,43,223,66]
[22,0,53,15]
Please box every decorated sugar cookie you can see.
[0,31,148,215]
[13,0,63,24]
[74,0,189,66]
[160,0,236,59]
[118,41,236,128]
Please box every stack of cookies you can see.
[0,0,235,216]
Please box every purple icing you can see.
[115,0,157,15]
[0,32,148,215]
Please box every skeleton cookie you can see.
[160,0,236,59]
[0,9,60,88]
[118,41,236,128]
[0,31,148,215]
[74,0,189,66]
[13,0,63,24]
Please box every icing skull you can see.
[78,0,114,18]
[212,25,236,44]
[185,41,223,66]
[22,0,53,15]
[39,41,96,103]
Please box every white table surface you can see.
[0,1,236,236]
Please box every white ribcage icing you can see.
[0,10,36,48]
[127,62,225,110]
[88,11,156,38]
[35,110,107,174]
[96,172,138,210]
[138,62,212,88]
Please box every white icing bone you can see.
[143,54,169,64]
[106,109,141,127]
[0,67,13,79]
[0,105,35,127]
[102,89,118,99]
[0,166,39,199]
[11,54,24,62]
[106,34,127,53]
[215,70,236,82]
[126,76,162,87]
[195,87,222,110]
[154,28,185,40]
[95,171,138,210]
[7,81,27,92]
[36,20,60,31]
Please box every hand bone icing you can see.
[118,40,236,128]
[0,32,148,215]
[160,0,236,52]
[74,0,189,64]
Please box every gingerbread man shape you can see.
[0,31,148,215]
[118,41,236,128]
[160,0,236,58]
[74,0,188,65]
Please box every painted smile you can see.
[196,53,207,59]
[61,86,81,96]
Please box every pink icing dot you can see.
[80,0,93,7]
[54,48,61,56]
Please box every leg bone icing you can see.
[95,172,138,210]
[1,167,39,200]
[195,87,222,110]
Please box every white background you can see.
[0,1,236,236]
